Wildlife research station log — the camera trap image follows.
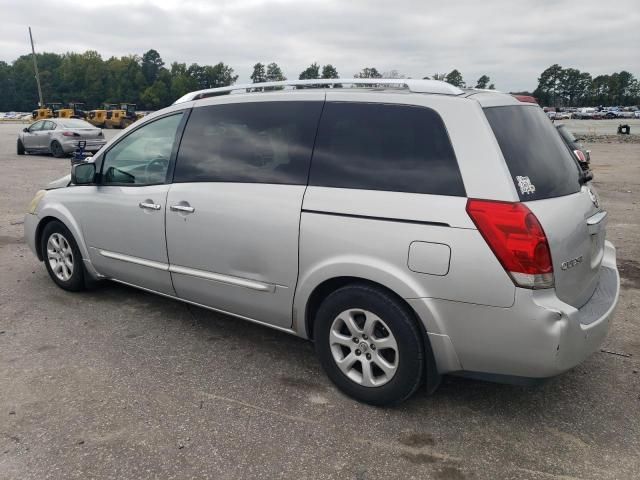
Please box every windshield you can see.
[484,105,581,201]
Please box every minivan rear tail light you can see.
[466,199,554,289]
[573,149,587,163]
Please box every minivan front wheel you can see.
[314,284,425,406]
[41,221,85,291]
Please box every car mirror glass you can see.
[71,162,96,185]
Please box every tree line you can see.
[532,64,640,107]
[0,49,238,112]
[0,49,500,111]
[0,48,637,111]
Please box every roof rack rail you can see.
[173,78,464,104]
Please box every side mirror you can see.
[71,162,96,185]
[23,127,29,132]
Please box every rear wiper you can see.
[579,169,594,185]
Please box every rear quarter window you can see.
[309,102,465,196]
[484,106,581,201]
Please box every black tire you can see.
[17,139,25,155]
[50,140,66,158]
[41,221,85,292]
[313,283,426,406]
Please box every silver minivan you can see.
[24,79,620,405]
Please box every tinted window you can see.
[557,125,577,144]
[174,101,323,184]
[484,106,581,201]
[309,102,465,196]
[102,113,183,185]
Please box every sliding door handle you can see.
[170,204,195,213]
[139,202,161,210]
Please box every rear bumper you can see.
[60,138,106,153]
[409,241,619,380]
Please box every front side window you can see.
[174,101,323,184]
[29,121,44,132]
[101,113,183,185]
[43,121,56,130]
[309,102,465,196]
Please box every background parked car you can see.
[17,118,106,158]
[557,124,590,170]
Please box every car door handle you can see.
[139,202,161,210]
[170,204,195,213]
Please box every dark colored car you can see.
[556,124,590,171]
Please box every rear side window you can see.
[309,102,465,196]
[484,106,581,201]
[174,101,323,184]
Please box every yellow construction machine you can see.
[56,102,87,119]
[104,103,138,129]
[87,103,138,129]
[31,102,62,121]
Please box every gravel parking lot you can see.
[1,123,639,479]
[555,118,640,136]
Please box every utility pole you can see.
[28,26,44,108]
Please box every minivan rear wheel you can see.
[314,283,425,406]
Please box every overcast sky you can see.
[1,0,639,91]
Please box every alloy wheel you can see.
[329,309,399,387]
[46,233,74,281]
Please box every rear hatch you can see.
[484,105,605,308]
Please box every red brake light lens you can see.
[466,199,554,289]
[62,131,79,137]
[573,149,586,163]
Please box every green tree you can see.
[169,62,197,101]
[0,61,17,111]
[141,49,164,85]
[263,62,286,90]
[475,75,490,89]
[321,64,339,79]
[445,69,465,87]
[382,70,405,79]
[204,63,238,89]
[250,62,266,84]
[299,62,320,80]
[266,62,286,82]
[354,67,382,78]
[534,64,563,106]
